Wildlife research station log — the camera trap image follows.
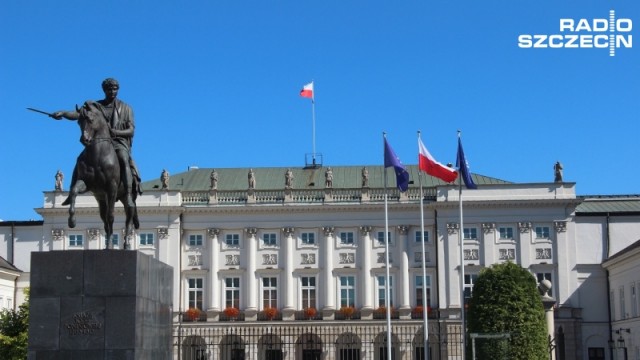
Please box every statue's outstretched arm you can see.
[51,110,80,120]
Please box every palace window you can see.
[376,275,394,308]
[376,231,392,244]
[463,228,478,240]
[139,233,154,247]
[225,277,240,309]
[415,275,432,307]
[225,233,240,247]
[339,232,354,245]
[464,274,479,302]
[110,234,119,247]
[499,227,514,240]
[339,276,356,308]
[188,278,204,310]
[68,234,83,247]
[301,277,316,309]
[415,231,429,243]
[535,226,550,239]
[262,233,277,246]
[188,234,203,247]
[262,277,278,309]
[301,232,315,245]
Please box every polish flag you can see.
[300,81,314,99]
[418,138,458,183]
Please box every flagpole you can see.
[311,81,316,165]
[457,130,466,360]
[383,132,392,360]
[418,131,430,360]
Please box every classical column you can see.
[322,226,336,317]
[245,227,258,317]
[397,225,411,316]
[282,227,296,318]
[359,226,374,317]
[207,228,221,313]
[51,228,65,250]
[540,280,557,360]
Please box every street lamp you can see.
[612,328,630,360]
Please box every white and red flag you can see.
[300,81,314,99]
[418,138,458,183]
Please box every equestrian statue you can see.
[48,78,141,249]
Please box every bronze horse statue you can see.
[65,101,139,249]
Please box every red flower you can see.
[263,307,278,319]
[340,306,355,317]
[224,307,240,318]
[185,307,201,321]
[304,307,317,319]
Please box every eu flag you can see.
[456,137,477,189]
[384,138,410,192]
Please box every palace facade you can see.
[1,165,639,359]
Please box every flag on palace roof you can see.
[384,138,410,192]
[418,137,458,183]
[456,137,477,189]
[300,81,314,99]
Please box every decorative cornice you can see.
[282,227,295,236]
[52,228,65,240]
[207,228,220,238]
[244,227,258,236]
[396,225,409,235]
[87,228,100,240]
[157,227,169,239]
[359,226,373,235]
[554,221,567,233]
[322,226,335,236]
[447,222,459,234]
[482,223,496,233]
[518,222,532,233]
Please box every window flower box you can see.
[185,307,201,321]
[223,307,240,319]
[263,307,278,320]
[304,307,317,319]
[339,306,355,319]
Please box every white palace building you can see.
[1,164,639,360]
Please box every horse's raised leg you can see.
[67,179,87,228]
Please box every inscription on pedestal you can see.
[64,311,103,336]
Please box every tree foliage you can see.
[0,289,29,360]
[467,262,548,360]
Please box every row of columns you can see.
[202,225,415,314]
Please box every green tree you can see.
[467,262,548,360]
[0,289,29,360]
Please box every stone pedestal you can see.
[28,250,173,360]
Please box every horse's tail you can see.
[130,157,143,195]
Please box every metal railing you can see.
[173,320,463,360]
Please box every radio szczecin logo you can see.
[518,10,632,56]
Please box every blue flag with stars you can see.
[384,138,410,192]
[456,137,477,189]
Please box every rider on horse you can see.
[52,78,141,208]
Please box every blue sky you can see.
[1,1,638,220]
